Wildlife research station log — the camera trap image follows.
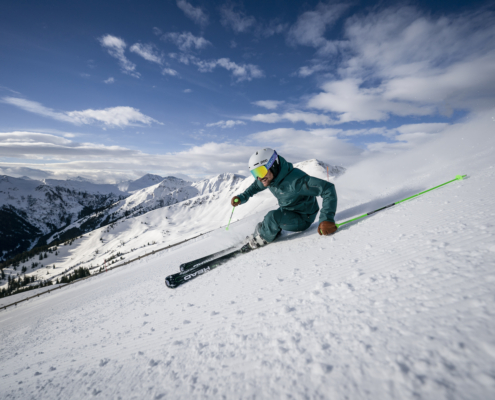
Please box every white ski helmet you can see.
[248,148,278,179]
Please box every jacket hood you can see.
[270,155,292,186]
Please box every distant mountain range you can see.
[0,174,180,261]
[0,163,345,264]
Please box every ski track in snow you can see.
[1,111,495,399]
[0,167,494,399]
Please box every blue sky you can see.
[0,0,494,182]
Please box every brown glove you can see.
[318,221,337,236]
[231,196,241,207]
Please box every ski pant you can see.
[256,208,318,242]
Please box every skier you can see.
[231,148,337,250]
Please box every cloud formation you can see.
[252,100,284,110]
[161,32,211,52]
[3,114,481,183]
[99,34,140,78]
[287,3,349,54]
[129,43,163,64]
[220,5,256,33]
[304,6,495,122]
[2,97,161,128]
[176,0,208,27]
[170,53,264,82]
[251,111,333,125]
[0,131,139,159]
[162,68,179,76]
[219,5,287,38]
[206,120,246,129]
[195,58,264,82]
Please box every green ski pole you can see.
[336,175,466,228]
[226,199,239,230]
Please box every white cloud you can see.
[219,5,286,38]
[287,3,349,53]
[183,89,192,93]
[2,97,161,128]
[66,107,161,127]
[171,54,263,82]
[161,32,211,52]
[176,0,208,27]
[2,97,75,124]
[195,58,264,82]
[308,79,433,123]
[129,43,163,64]
[162,68,179,76]
[248,127,361,167]
[296,63,328,77]
[364,123,450,154]
[220,5,256,33]
[99,34,140,78]
[0,131,138,159]
[251,111,333,125]
[104,77,115,84]
[305,7,495,122]
[206,120,246,129]
[4,111,489,182]
[252,100,284,110]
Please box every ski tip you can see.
[456,174,467,180]
[165,276,178,289]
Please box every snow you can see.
[118,174,176,193]
[0,284,64,307]
[0,111,495,399]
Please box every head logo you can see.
[184,266,211,280]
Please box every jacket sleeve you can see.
[237,179,267,204]
[296,175,337,223]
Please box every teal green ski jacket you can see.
[238,156,337,223]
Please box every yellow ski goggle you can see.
[250,151,278,179]
[251,165,270,179]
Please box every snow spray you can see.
[336,175,467,228]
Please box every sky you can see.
[0,0,494,182]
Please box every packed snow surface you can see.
[1,111,495,399]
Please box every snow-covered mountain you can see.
[0,173,199,261]
[0,176,127,260]
[44,173,245,245]
[117,173,172,193]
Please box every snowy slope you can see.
[0,111,494,400]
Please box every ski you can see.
[179,246,237,272]
[165,244,251,289]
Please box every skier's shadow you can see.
[275,185,424,243]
